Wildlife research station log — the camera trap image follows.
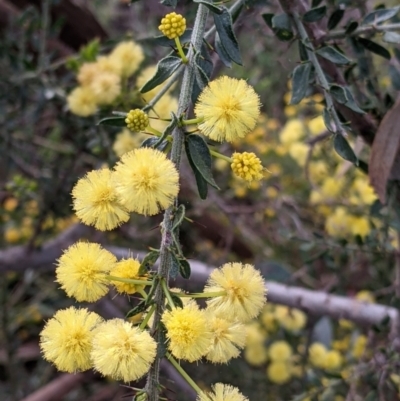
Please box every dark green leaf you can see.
[140,29,193,47]
[311,0,323,7]
[172,204,185,231]
[383,31,400,44]
[140,56,182,93]
[161,0,177,6]
[97,116,126,127]
[298,40,308,61]
[192,42,214,103]
[290,62,312,104]
[185,141,208,199]
[362,6,400,25]
[141,137,169,151]
[169,250,180,279]
[79,38,100,62]
[272,13,294,41]
[261,13,274,29]
[126,300,149,319]
[342,86,365,113]
[345,21,358,34]
[193,0,223,14]
[214,32,232,68]
[150,112,178,149]
[316,46,351,64]
[170,294,184,308]
[213,7,242,65]
[194,58,210,92]
[139,250,160,275]
[322,108,335,132]
[329,84,348,104]
[357,37,391,60]
[389,65,400,90]
[303,6,326,23]
[327,9,345,30]
[186,134,219,189]
[333,134,358,164]
[179,258,191,279]
[357,159,369,174]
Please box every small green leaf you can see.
[185,143,208,199]
[290,62,312,104]
[172,204,186,231]
[383,31,400,44]
[169,250,180,279]
[303,6,326,23]
[79,38,100,62]
[139,250,160,275]
[193,0,223,14]
[362,6,400,25]
[345,21,358,34]
[342,87,365,114]
[357,37,391,60]
[272,13,294,41]
[298,40,308,61]
[161,0,177,6]
[329,84,348,104]
[316,46,351,64]
[140,55,182,93]
[192,42,214,103]
[126,300,149,319]
[141,137,169,151]
[333,134,358,164]
[213,7,242,65]
[322,108,335,132]
[179,258,191,279]
[170,294,184,308]
[149,112,178,149]
[327,9,345,30]
[261,13,274,29]
[389,65,400,90]
[194,58,210,92]
[97,116,126,127]
[185,134,219,189]
[214,32,232,68]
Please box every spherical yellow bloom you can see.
[89,72,121,105]
[109,41,144,77]
[194,76,261,142]
[245,321,267,346]
[267,362,291,384]
[231,152,263,182]
[205,313,247,364]
[40,307,103,373]
[324,350,342,371]
[4,227,20,243]
[288,142,309,167]
[159,12,186,39]
[244,344,268,366]
[67,86,97,116]
[274,305,307,332]
[162,301,212,362]
[109,257,145,295]
[355,290,375,303]
[321,177,343,199]
[308,342,328,368]
[204,262,266,323]
[351,178,377,205]
[352,335,367,359]
[125,109,149,132]
[308,115,326,136]
[91,319,156,382]
[56,242,117,302]
[268,341,292,362]
[114,148,179,216]
[325,207,353,238]
[72,168,129,231]
[96,55,123,76]
[280,119,305,145]
[77,62,100,86]
[112,128,146,157]
[197,383,249,401]
[350,216,371,238]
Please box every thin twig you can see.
[325,22,400,40]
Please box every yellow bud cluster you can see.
[231,152,264,182]
[125,109,149,132]
[159,12,186,39]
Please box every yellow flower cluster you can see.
[158,12,186,39]
[125,109,149,132]
[67,40,144,116]
[231,152,263,182]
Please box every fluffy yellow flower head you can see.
[308,342,328,368]
[109,41,144,77]
[197,383,249,401]
[89,72,121,105]
[244,344,268,366]
[112,128,146,157]
[231,152,263,182]
[72,168,129,231]
[77,62,100,86]
[125,109,149,132]
[40,307,103,373]
[274,305,307,332]
[56,242,117,302]
[324,350,342,371]
[205,313,247,364]
[162,301,212,362]
[109,257,145,295]
[159,12,186,39]
[91,319,156,382]
[67,86,97,117]
[205,263,266,323]
[114,148,180,216]
[96,55,123,76]
[267,362,291,384]
[280,119,305,145]
[350,216,371,238]
[268,340,292,362]
[194,76,261,142]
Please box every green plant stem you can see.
[181,117,203,126]
[165,353,204,395]
[139,304,156,331]
[105,275,152,286]
[175,37,188,63]
[291,12,347,137]
[209,149,232,163]
[325,22,400,40]
[144,5,210,401]
[175,291,226,298]
[146,126,163,136]
[161,279,176,309]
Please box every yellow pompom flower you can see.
[288,142,309,167]
[72,169,130,231]
[267,362,291,384]
[231,152,263,182]
[109,257,145,295]
[159,12,186,39]
[204,262,266,323]
[350,216,371,238]
[162,301,212,362]
[96,55,123,76]
[89,72,121,105]
[205,313,247,364]
[91,319,156,382]
[280,119,305,145]
[324,350,342,371]
[114,148,180,216]
[77,62,100,86]
[4,227,20,243]
[40,307,103,373]
[56,242,117,302]
[109,41,144,77]
[197,383,249,401]
[308,342,328,368]
[268,341,292,362]
[244,344,268,366]
[274,305,307,332]
[194,76,261,142]
[125,109,149,132]
[67,86,97,116]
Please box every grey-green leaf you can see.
[97,116,126,127]
[139,250,160,275]
[214,32,232,68]
[185,140,208,199]
[290,62,312,104]
[362,6,400,25]
[316,46,351,65]
[213,7,242,65]
[383,31,400,44]
[329,84,348,104]
[272,13,294,41]
[303,6,326,23]
[333,134,358,164]
[140,55,182,93]
[172,204,186,231]
[161,0,177,6]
